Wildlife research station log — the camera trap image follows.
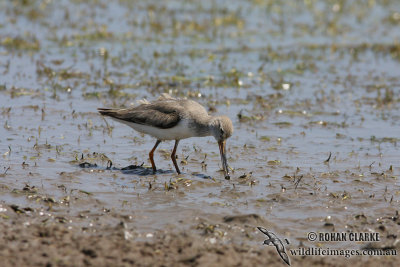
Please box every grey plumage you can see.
[98,94,233,178]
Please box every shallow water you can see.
[1,0,400,249]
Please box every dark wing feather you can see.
[98,100,181,129]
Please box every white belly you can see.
[112,118,195,140]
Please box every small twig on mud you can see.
[369,161,375,171]
[324,152,332,163]
[294,175,304,189]
[3,167,10,174]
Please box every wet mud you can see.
[1,0,399,266]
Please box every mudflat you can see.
[0,0,399,266]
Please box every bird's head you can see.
[211,115,233,141]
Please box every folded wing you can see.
[98,100,181,129]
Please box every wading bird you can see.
[98,94,233,179]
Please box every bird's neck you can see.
[189,115,216,137]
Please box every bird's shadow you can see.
[78,162,212,179]
[120,164,173,176]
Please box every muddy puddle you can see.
[0,0,399,266]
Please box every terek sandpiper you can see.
[98,94,233,179]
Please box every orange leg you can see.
[149,140,161,172]
[171,140,181,174]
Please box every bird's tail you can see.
[98,108,119,117]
